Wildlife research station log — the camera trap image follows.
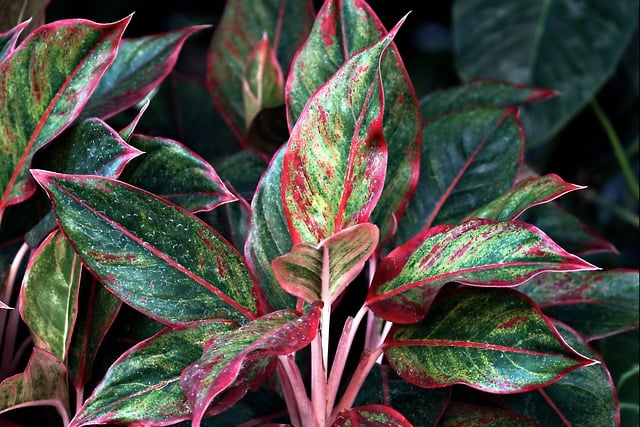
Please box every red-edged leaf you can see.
[0,300,10,309]
[82,25,208,119]
[181,304,321,426]
[332,404,412,427]
[0,19,29,61]
[272,223,378,304]
[118,98,150,141]
[19,230,82,362]
[70,320,237,427]
[0,16,130,216]
[438,402,541,426]
[384,287,596,393]
[31,170,260,326]
[465,174,584,221]
[367,218,596,324]
[282,18,407,245]
[286,0,421,242]
[207,0,314,141]
[0,0,46,40]
[518,270,639,341]
[0,348,69,419]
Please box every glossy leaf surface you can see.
[272,223,378,304]
[82,25,207,119]
[453,0,639,144]
[368,218,595,324]
[20,230,81,362]
[282,20,405,245]
[465,174,584,221]
[287,0,421,241]
[384,287,595,393]
[207,0,314,139]
[70,320,237,427]
[518,270,639,341]
[32,170,259,326]
[0,17,129,214]
[181,305,321,426]
[397,107,523,244]
[333,404,412,427]
[438,402,541,426]
[122,135,236,213]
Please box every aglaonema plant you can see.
[0,0,637,426]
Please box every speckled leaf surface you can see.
[332,404,412,427]
[438,402,541,426]
[465,174,584,221]
[0,17,130,216]
[282,20,404,245]
[181,305,321,426]
[206,0,314,140]
[31,170,260,326]
[384,288,595,393]
[287,0,421,241]
[272,223,378,304]
[397,108,523,245]
[82,25,207,119]
[70,320,237,427]
[122,135,237,213]
[518,270,639,341]
[367,218,595,324]
[453,0,639,145]
[19,230,82,362]
[0,19,29,61]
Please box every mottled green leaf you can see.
[453,0,639,144]
[0,17,130,216]
[70,320,237,427]
[32,170,260,326]
[181,305,321,426]
[397,108,523,244]
[272,223,378,304]
[368,218,595,324]
[19,230,81,361]
[518,270,639,341]
[465,174,584,221]
[384,287,596,393]
[333,404,412,426]
[207,0,314,140]
[122,134,237,213]
[438,402,541,426]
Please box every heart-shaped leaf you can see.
[207,0,314,141]
[282,18,408,245]
[465,174,585,221]
[0,16,130,217]
[286,0,421,242]
[453,0,639,145]
[518,270,639,341]
[181,304,321,426]
[31,170,260,326]
[438,402,541,426]
[0,19,29,61]
[384,287,596,393]
[397,107,523,244]
[70,320,237,427]
[332,404,412,427]
[19,230,82,361]
[82,25,208,120]
[272,223,379,304]
[368,218,596,324]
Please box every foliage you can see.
[0,0,637,426]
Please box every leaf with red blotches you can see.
[332,404,412,427]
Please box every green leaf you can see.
[282,18,406,245]
[82,25,208,119]
[438,402,541,426]
[286,0,421,241]
[181,305,321,426]
[0,16,130,216]
[19,230,81,361]
[207,0,314,140]
[367,218,595,324]
[272,223,379,304]
[31,170,260,326]
[122,134,237,213]
[384,287,596,393]
[333,404,412,426]
[518,270,639,341]
[70,320,237,427]
[397,107,523,244]
[465,174,584,221]
[453,0,639,144]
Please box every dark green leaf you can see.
[438,402,541,426]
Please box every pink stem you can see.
[277,355,312,426]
